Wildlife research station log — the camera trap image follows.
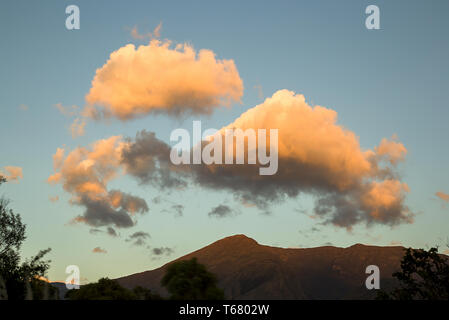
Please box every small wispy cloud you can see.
[130,22,162,40]
[54,103,86,138]
[0,166,23,183]
[253,84,264,100]
[436,191,449,203]
[107,227,118,237]
[151,246,174,256]
[150,246,174,260]
[208,204,239,218]
[49,195,59,203]
[171,204,184,217]
[19,104,28,111]
[54,103,79,117]
[89,227,118,237]
[162,204,184,217]
[70,118,86,138]
[126,231,151,246]
[89,228,103,235]
[92,247,107,254]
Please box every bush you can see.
[161,258,225,300]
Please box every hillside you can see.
[116,235,406,299]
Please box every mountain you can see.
[116,234,407,299]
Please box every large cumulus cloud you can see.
[116,90,411,228]
[83,39,243,120]
[50,90,413,230]
[190,90,412,228]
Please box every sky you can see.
[1,0,449,284]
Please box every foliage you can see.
[0,177,53,300]
[0,198,26,257]
[65,277,162,300]
[161,257,225,300]
[377,247,449,300]
[29,278,59,300]
[66,258,224,300]
[132,285,163,300]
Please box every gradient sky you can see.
[1,0,449,284]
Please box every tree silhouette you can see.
[0,176,52,299]
[132,285,163,300]
[377,247,449,300]
[161,257,225,300]
[65,277,162,300]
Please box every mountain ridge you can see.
[116,234,407,299]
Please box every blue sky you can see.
[1,0,448,283]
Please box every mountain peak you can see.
[350,243,366,247]
[217,234,259,245]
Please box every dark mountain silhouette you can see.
[116,234,408,299]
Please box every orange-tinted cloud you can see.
[49,195,59,203]
[360,180,410,224]
[19,104,28,111]
[119,88,412,228]
[54,103,79,117]
[254,84,264,100]
[436,191,449,202]
[48,136,125,197]
[130,22,162,40]
[375,135,407,165]
[54,103,86,138]
[84,39,243,120]
[52,91,412,230]
[191,90,412,227]
[70,118,86,138]
[0,166,23,182]
[92,247,107,254]
[218,90,373,191]
[48,136,148,228]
